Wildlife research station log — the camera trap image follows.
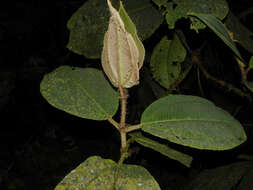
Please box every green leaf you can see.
[225,11,253,54]
[150,34,186,89]
[67,0,162,58]
[118,1,145,68]
[40,66,119,120]
[141,95,247,150]
[249,56,253,69]
[130,132,192,167]
[183,161,253,190]
[188,12,243,61]
[55,156,161,190]
[165,0,228,30]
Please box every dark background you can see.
[1,0,253,189]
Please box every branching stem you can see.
[125,124,141,132]
[108,117,120,130]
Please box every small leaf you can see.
[150,34,186,89]
[188,12,243,61]
[130,132,192,167]
[141,95,247,150]
[249,56,253,69]
[40,66,119,120]
[55,156,161,190]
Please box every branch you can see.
[108,117,120,130]
[192,55,252,101]
[125,124,141,132]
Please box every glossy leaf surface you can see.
[141,95,247,150]
[40,66,119,120]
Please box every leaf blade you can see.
[130,132,193,167]
[40,66,119,120]
[141,95,247,150]
[67,0,162,58]
[188,12,243,60]
[150,34,186,89]
[55,156,161,190]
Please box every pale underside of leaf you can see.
[102,2,140,88]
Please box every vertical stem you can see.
[119,86,127,129]
[118,86,128,149]
[120,131,127,150]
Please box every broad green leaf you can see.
[55,156,161,190]
[165,0,228,30]
[183,161,253,190]
[225,11,253,54]
[130,132,192,167]
[141,95,247,150]
[67,0,162,58]
[188,12,243,61]
[40,66,119,120]
[150,34,186,89]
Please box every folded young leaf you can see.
[101,0,145,88]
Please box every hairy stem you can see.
[125,124,141,132]
[120,131,127,150]
[119,86,128,149]
[119,86,127,129]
